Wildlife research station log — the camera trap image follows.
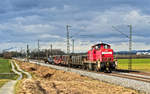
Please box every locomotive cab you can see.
[88,43,113,61]
[87,43,116,72]
[101,44,113,62]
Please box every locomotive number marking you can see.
[102,52,112,54]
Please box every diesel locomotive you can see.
[45,43,116,72]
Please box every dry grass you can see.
[15,60,140,94]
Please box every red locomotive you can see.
[46,43,116,72]
[86,43,116,72]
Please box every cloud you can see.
[0,0,150,52]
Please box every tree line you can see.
[1,49,65,59]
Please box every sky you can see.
[0,0,150,53]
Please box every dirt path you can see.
[13,60,32,79]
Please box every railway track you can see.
[84,69,150,83]
[28,59,150,83]
[92,70,150,83]
[55,63,150,83]
[21,58,150,83]
[108,72,150,83]
[67,65,150,84]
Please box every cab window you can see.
[95,46,99,49]
[104,45,110,49]
[98,45,101,49]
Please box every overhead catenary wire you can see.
[112,26,129,38]
[112,25,132,71]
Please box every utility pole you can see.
[128,24,132,70]
[20,47,22,58]
[66,25,71,54]
[46,49,48,59]
[38,40,40,62]
[72,39,74,54]
[50,44,52,57]
[27,44,29,62]
[16,49,18,57]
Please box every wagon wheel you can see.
[82,64,86,70]
[68,63,71,67]
[79,65,83,69]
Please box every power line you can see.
[112,25,132,71]
[112,26,129,38]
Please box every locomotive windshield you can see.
[104,45,110,49]
[93,45,101,50]
[91,43,110,50]
[95,45,100,49]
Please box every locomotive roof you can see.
[92,43,110,47]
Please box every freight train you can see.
[45,43,116,72]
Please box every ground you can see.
[15,60,140,94]
[0,59,11,73]
[0,59,12,87]
[118,58,150,72]
[0,79,9,88]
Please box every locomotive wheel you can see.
[104,67,108,73]
[104,67,112,73]
[93,63,98,72]
[108,67,112,73]
[88,63,93,71]
[95,61,101,72]
[95,65,99,72]
[100,63,105,72]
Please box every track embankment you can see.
[37,62,150,94]
[14,59,140,94]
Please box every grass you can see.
[0,59,11,73]
[14,80,22,94]
[0,79,9,88]
[117,58,150,72]
[0,59,12,88]
[0,58,17,79]
[0,59,18,88]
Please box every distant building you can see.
[136,52,150,55]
